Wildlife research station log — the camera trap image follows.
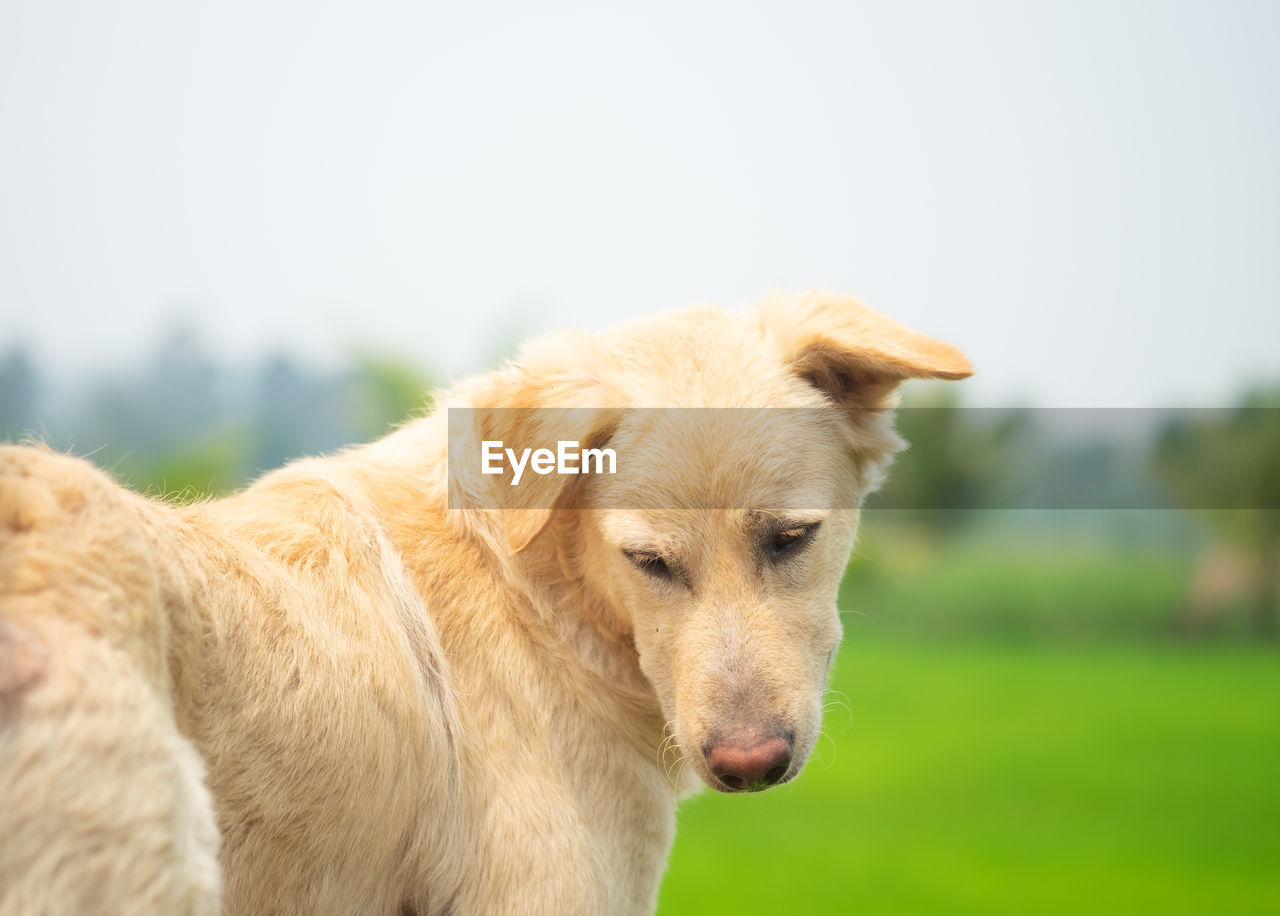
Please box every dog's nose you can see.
[704,733,793,792]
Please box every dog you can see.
[0,291,971,914]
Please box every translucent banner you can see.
[446,407,1280,510]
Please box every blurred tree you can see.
[250,355,343,473]
[148,322,223,444]
[70,322,223,453]
[130,428,253,499]
[248,350,431,475]
[0,347,41,441]
[870,385,1033,531]
[341,351,433,442]
[7,328,435,498]
[1153,388,1280,639]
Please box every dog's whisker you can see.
[656,720,691,786]
[827,687,852,706]
[664,752,691,785]
[814,728,839,770]
[822,689,854,732]
[823,697,852,718]
[670,756,692,787]
[663,753,678,771]
[656,721,685,778]
[822,699,853,721]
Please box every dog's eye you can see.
[768,522,820,561]
[623,550,673,581]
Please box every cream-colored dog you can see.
[0,292,971,915]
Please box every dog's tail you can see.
[0,445,222,915]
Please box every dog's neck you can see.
[519,518,664,706]
[349,425,676,781]
[513,525,689,789]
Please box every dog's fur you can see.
[0,292,970,915]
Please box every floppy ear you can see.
[449,331,624,554]
[477,404,621,554]
[760,291,974,409]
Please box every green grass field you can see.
[659,636,1280,914]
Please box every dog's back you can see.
[0,446,466,915]
[168,456,467,915]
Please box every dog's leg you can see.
[0,618,221,915]
[0,446,221,914]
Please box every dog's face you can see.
[599,509,851,793]
[465,292,971,793]
[577,407,863,793]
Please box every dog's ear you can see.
[479,404,621,554]
[451,332,624,554]
[760,291,974,409]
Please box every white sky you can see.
[1,0,1277,406]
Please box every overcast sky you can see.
[1,1,1276,406]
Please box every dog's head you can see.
[459,292,971,792]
